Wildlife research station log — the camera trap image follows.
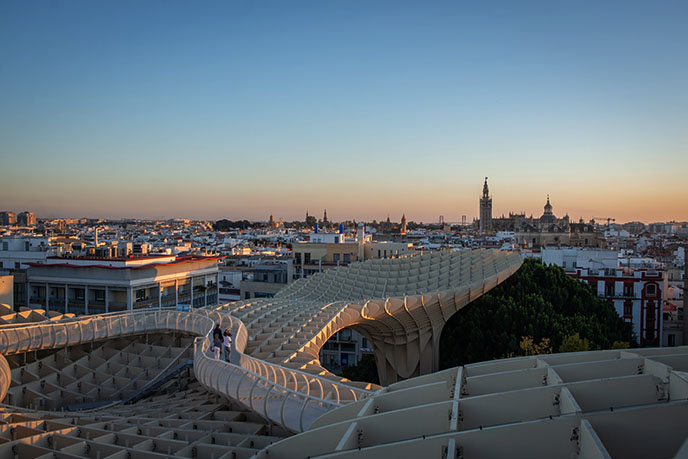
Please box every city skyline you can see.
[1,1,687,223]
[1,177,687,224]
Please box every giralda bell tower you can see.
[479,177,493,233]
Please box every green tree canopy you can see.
[440,258,636,368]
[559,333,591,353]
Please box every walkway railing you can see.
[0,307,373,432]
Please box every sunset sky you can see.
[1,1,687,223]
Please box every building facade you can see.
[17,211,36,226]
[319,328,373,372]
[541,247,666,346]
[238,261,293,300]
[26,254,221,315]
[0,212,17,226]
[570,267,665,346]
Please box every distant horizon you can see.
[2,209,685,227]
[2,187,687,223]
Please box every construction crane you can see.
[593,217,615,229]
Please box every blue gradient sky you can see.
[1,1,686,222]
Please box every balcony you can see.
[608,292,636,299]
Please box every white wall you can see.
[0,274,13,308]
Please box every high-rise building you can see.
[479,177,492,233]
[400,214,407,235]
[17,211,36,226]
[0,211,17,226]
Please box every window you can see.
[605,282,615,297]
[623,301,632,317]
[646,284,657,296]
[14,262,20,269]
[623,283,634,297]
[95,290,105,302]
[668,334,676,347]
[343,254,351,264]
[136,289,146,301]
[333,253,340,264]
[2,242,7,250]
[304,252,311,264]
[646,301,655,317]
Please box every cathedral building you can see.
[515,196,603,249]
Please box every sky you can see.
[1,1,687,223]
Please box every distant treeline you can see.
[212,219,255,231]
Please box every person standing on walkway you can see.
[223,329,232,362]
[211,323,223,359]
[213,323,223,342]
[212,335,222,359]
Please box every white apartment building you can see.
[0,236,52,270]
[26,254,221,315]
[541,247,666,346]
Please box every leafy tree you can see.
[440,259,636,368]
[519,336,552,356]
[559,333,591,353]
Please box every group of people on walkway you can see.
[212,323,232,362]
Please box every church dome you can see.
[540,195,555,224]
